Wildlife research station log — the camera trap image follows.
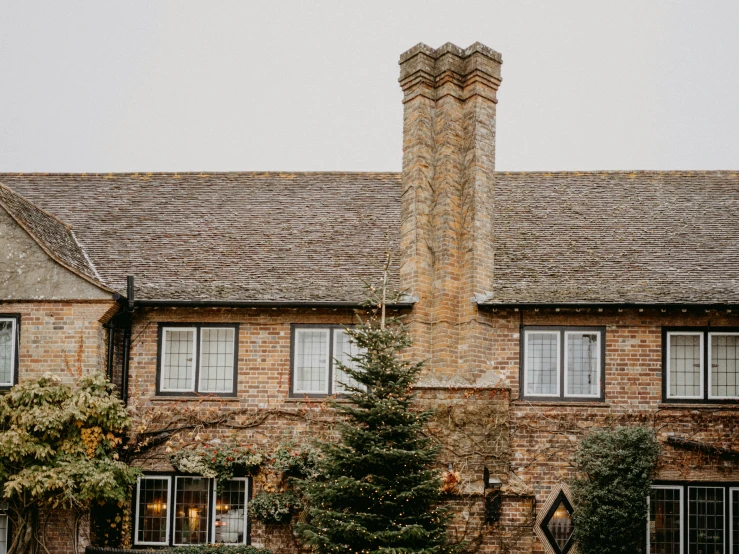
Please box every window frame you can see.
[519,326,606,402]
[133,475,172,546]
[156,323,239,397]
[133,473,251,547]
[648,481,737,554]
[0,314,20,390]
[173,476,212,546]
[290,324,360,398]
[731,487,738,554]
[662,327,739,404]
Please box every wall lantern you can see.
[483,466,502,523]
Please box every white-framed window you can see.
[213,478,249,544]
[664,329,739,402]
[0,513,8,554]
[134,475,172,546]
[647,483,739,554]
[0,316,19,388]
[291,326,365,396]
[522,327,604,400]
[134,476,249,546]
[158,325,238,395]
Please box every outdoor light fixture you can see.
[483,466,502,523]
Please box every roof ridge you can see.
[0,171,403,178]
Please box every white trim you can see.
[523,329,561,397]
[707,332,739,400]
[647,485,684,554]
[212,477,249,545]
[730,488,738,554]
[0,513,8,554]
[687,486,726,554]
[198,327,236,394]
[293,328,331,395]
[133,475,172,546]
[160,327,198,393]
[0,318,17,387]
[563,330,601,398]
[173,476,211,546]
[666,331,704,400]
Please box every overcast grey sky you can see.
[0,1,737,172]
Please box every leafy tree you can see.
[295,279,458,554]
[0,373,139,554]
[570,426,660,554]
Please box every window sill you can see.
[285,396,353,404]
[658,402,739,410]
[512,399,611,408]
[149,396,240,403]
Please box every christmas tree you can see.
[295,270,458,554]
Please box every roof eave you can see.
[133,299,417,309]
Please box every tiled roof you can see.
[492,171,739,305]
[0,173,401,302]
[0,182,107,290]
[2,170,738,305]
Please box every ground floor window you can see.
[134,475,249,546]
[0,514,8,554]
[648,483,739,554]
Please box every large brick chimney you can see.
[398,42,502,382]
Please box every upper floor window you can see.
[521,326,605,401]
[134,475,249,546]
[157,324,238,396]
[290,325,364,397]
[0,315,19,389]
[664,328,739,402]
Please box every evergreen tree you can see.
[295,280,457,554]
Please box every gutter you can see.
[474,300,738,310]
[133,298,417,309]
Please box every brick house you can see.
[1,41,739,554]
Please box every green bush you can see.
[166,546,271,554]
[249,490,302,525]
[570,426,660,554]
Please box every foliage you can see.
[270,442,320,480]
[0,372,139,554]
[250,490,302,525]
[165,545,271,554]
[294,280,459,554]
[570,426,660,554]
[170,442,263,480]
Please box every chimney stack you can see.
[399,42,502,381]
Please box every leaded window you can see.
[0,514,8,554]
[134,476,249,546]
[541,491,575,554]
[664,329,739,402]
[648,483,739,554]
[522,327,604,401]
[0,316,19,388]
[135,476,171,545]
[158,324,238,396]
[291,326,365,397]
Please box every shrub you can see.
[166,545,271,554]
[570,426,660,554]
[249,490,301,525]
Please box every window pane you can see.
[0,320,14,386]
[215,479,247,544]
[199,328,236,393]
[566,332,599,396]
[669,334,702,398]
[162,329,195,391]
[689,487,724,554]
[731,489,738,554]
[137,478,169,544]
[333,329,365,393]
[174,477,210,545]
[710,334,739,398]
[650,488,682,554]
[526,332,559,395]
[294,329,329,393]
[0,514,7,554]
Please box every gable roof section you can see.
[2,170,738,305]
[0,182,111,292]
[492,171,739,305]
[1,173,401,303]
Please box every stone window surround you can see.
[662,327,739,404]
[155,323,239,398]
[0,314,20,390]
[519,326,606,403]
[133,473,250,547]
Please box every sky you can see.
[0,1,737,173]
